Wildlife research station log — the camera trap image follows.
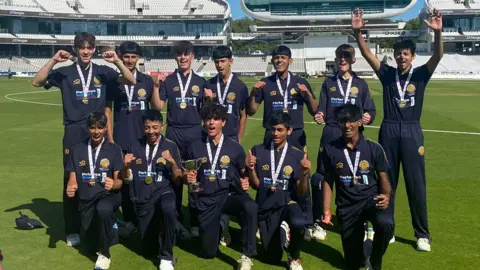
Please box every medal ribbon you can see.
[336,74,353,104]
[270,141,288,185]
[216,73,234,105]
[276,72,290,110]
[76,63,93,101]
[206,134,224,176]
[176,71,193,103]
[88,138,104,178]
[146,136,161,175]
[343,149,360,182]
[124,70,137,109]
[395,67,414,102]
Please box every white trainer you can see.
[159,259,174,270]
[389,235,396,244]
[66,233,80,247]
[237,255,253,270]
[304,228,312,241]
[289,259,303,270]
[94,253,111,270]
[367,228,375,241]
[219,214,231,247]
[312,223,327,242]
[255,228,261,241]
[416,238,431,252]
[280,221,290,249]
[190,226,200,238]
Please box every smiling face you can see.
[121,53,139,71]
[271,123,292,146]
[272,55,292,74]
[75,42,95,65]
[394,48,415,72]
[335,50,355,74]
[175,52,194,71]
[203,116,225,138]
[88,123,107,144]
[339,118,362,139]
[144,120,163,145]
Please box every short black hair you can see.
[268,111,292,129]
[119,41,142,56]
[173,40,194,56]
[335,104,364,132]
[201,101,228,122]
[271,45,292,58]
[393,39,416,55]
[86,112,107,128]
[142,109,163,124]
[212,46,232,60]
[74,32,96,49]
[335,44,355,58]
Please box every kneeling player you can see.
[321,104,393,270]
[184,103,257,269]
[66,112,124,270]
[247,112,311,270]
[122,110,182,270]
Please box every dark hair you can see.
[335,104,364,132]
[201,101,228,122]
[268,111,292,129]
[393,39,416,55]
[74,32,96,49]
[335,44,355,58]
[271,45,292,58]
[142,109,163,123]
[86,112,107,128]
[212,46,232,60]
[119,41,142,56]
[172,40,194,56]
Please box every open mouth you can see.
[92,134,102,141]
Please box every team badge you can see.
[192,85,200,96]
[64,149,70,155]
[283,165,293,177]
[270,91,277,96]
[137,89,147,98]
[173,86,180,92]
[359,160,369,171]
[336,162,343,169]
[290,88,297,95]
[220,155,230,168]
[93,76,101,87]
[100,158,110,170]
[157,157,166,165]
[79,160,86,166]
[350,87,359,95]
[136,159,142,165]
[407,84,416,94]
[418,146,425,156]
[227,92,236,103]
[330,87,336,92]
[262,164,269,171]
[73,79,80,85]
[318,146,323,153]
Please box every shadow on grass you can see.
[394,236,417,250]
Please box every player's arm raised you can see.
[32,50,71,87]
[151,72,166,111]
[352,8,381,74]
[425,9,444,75]
[102,50,136,85]
[296,154,311,197]
[246,149,260,189]
[247,81,266,116]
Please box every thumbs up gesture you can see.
[300,154,311,176]
[246,150,256,170]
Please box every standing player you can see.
[122,110,182,270]
[246,112,311,270]
[105,41,154,231]
[247,45,317,150]
[204,46,248,142]
[184,103,257,270]
[151,41,206,236]
[32,32,135,247]
[352,8,444,251]
[65,112,124,270]
[310,44,376,242]
[321,104,393,270]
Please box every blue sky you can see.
[226,0,423,21]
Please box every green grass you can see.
[1,77,479,269]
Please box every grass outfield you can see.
[0,77,479,269]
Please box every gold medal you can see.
[145,176,153,185]
[82,97,89,104]
[89,178,96,186]
[399,100,406,108]
[180,102,187,109]
[208,173,216,182]
[283,107,288,113]
[128,106,132,112]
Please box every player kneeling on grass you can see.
[66,112,124,270]
[184,102,258,270]
[246,112,311,270]
[122,110,183,270]
[321,104,393,270]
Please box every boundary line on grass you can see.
[5,90,480,136]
